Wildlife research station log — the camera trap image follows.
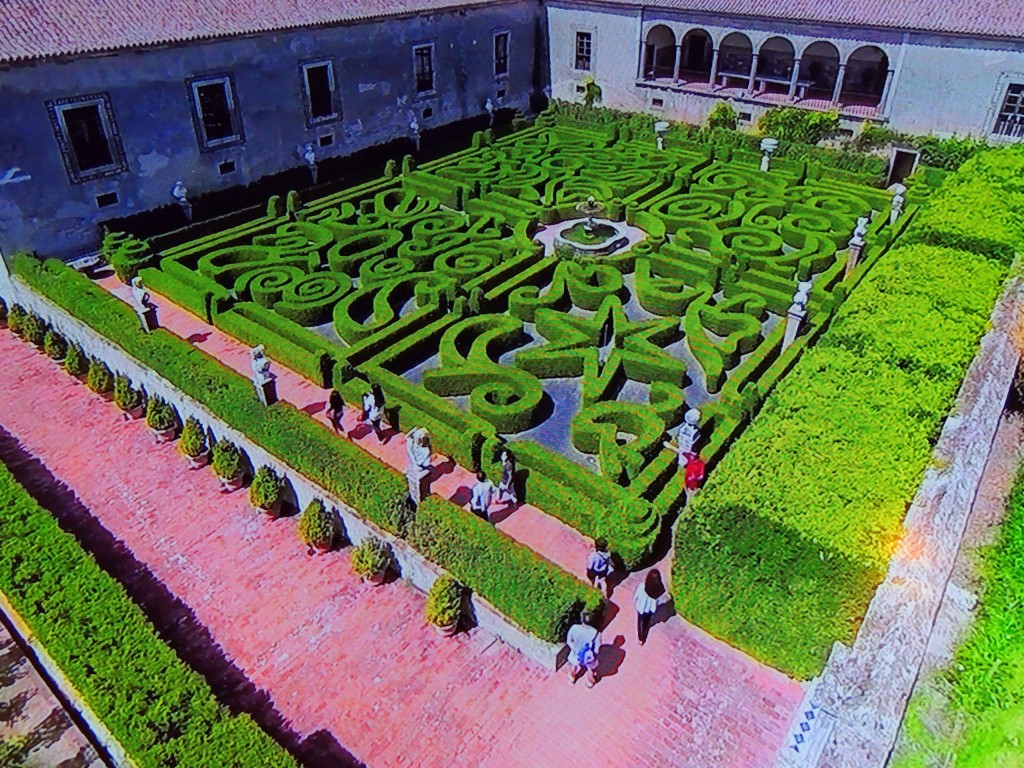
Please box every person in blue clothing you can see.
[565,609,602,688]
[586,537,613,598]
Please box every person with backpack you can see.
[586,538,613,598]
[565,609,602,687]
[469,471,497,521]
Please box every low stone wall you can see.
[777,263,1024,767]
[0,591,136,767]
[0,264,563,670]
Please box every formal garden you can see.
[4,103,1023,693]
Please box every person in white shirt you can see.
[585,538,613,598]
[565,610,602,687]
[634,569,668,646]
[405,427,432,507]
[496,449,517,506]
[470,472,497,521]
[362,385,386,440]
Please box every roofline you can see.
[547,0,1024,44]
[0,0,523,66]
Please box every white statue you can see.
[249,345,273,385]
[485,98,496,126]
[890,193,905,225]
[675,408,702,463]
[130,277,152,313]
[793,279,813,310]
[302,143,318,184]
[172,180,192,222]
[853,215,870,241]
[409,117,421,152]
[405,426,433,506]
[759,137,779,172]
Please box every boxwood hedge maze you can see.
[141,122,893,568]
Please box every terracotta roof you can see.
[0,0,501,63]
[594,0,1024,40]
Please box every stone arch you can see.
[643,24,677,80]
[798,41,841,99]
[841,45,889,106]
[717,32,753,81]
[679,28,713,79]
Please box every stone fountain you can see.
[552,196,630,258]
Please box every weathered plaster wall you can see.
[0,0,541,259]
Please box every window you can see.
[993,83,1024,139]
[187,75,243,150]
[95,192,118,208]
[494,32,509,77]
[46,94,127,183]
[414,45,435,93]
[301,60,339,126]
[575,32,592,71]
[218,160,236,175]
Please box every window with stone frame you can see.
[494,32,509,77]
[993,83,1024,139]
[575,31,593,71]
[46,94,127,184]
[188,75,244,149]
[414,45,435,93]
[301,60,340,126]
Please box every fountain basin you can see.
[553,217,630,257]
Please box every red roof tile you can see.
[616,0,1024,40]
[0,0,503,63]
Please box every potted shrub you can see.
[113,374,145,418]
[298,499,336,554]
[146,396,179,442]
[178,417,209,469]
[65,344,88,378]
[250,466,284,517]
[43,329,67,362]
[351,536,391,584]
[7,304,26,336]
[21,312,47,348]
[425,575,464,636]
[212,439,245,492]
[86,359,114,397]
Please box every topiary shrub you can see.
[425,574,463,630]
[706,101,738,131]
[21,312,47,347]
[351,536,390,579]
[382,494,416,538]
[146,396,178,432]
[113,374,144,413]
[179,417,208,460]
[250,466,283,511]
[64,343,88,377]
[299,499,336,552]
[43,329,67,360]
[102,230,152,284]
[211,439,242,480]
[7,304,25,336]
[758,107,840,145]
[86,359,114,394]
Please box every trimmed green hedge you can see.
[12,255,599,644]
[0,461,298,768]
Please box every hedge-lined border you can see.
[0,459,300,768]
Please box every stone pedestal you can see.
[255,376,278,406]
[406,466,430,508]
[760,153,771,172]
[845,241,864,280]
[783,304,806,350]
[136,306,158,332]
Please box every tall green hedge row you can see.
[672,147,1022,679]
[0,461,298,768]
[10,256,599,643]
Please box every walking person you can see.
[565,610,602,688]
[634,569,667,646]
[586,537,613,598]
[496,448,517,506]
[326,390,346,436]
[362,384,386,441]
[684,451,706,501]
[469,471,497,521]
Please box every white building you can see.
[547,0,1024,140]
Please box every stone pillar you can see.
[746,53,759,94]
[707,47,719,86]
[637,41,647,80]
[831,63,846,104]
[788,58,802,99]
[673,45,683,82]
[878,68,896,114]
[255,376,278,406]
[845,239,865,280]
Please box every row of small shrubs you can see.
[851,124,989,171]
[10,256,600,643]
[672,146,1022,679]
[0,459,298,768]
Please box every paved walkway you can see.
[100,275,592,578]
[0,622,103,768]
[0,329,801,767]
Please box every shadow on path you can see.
[0,425,364,768]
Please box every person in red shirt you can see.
[683,452,705,496]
